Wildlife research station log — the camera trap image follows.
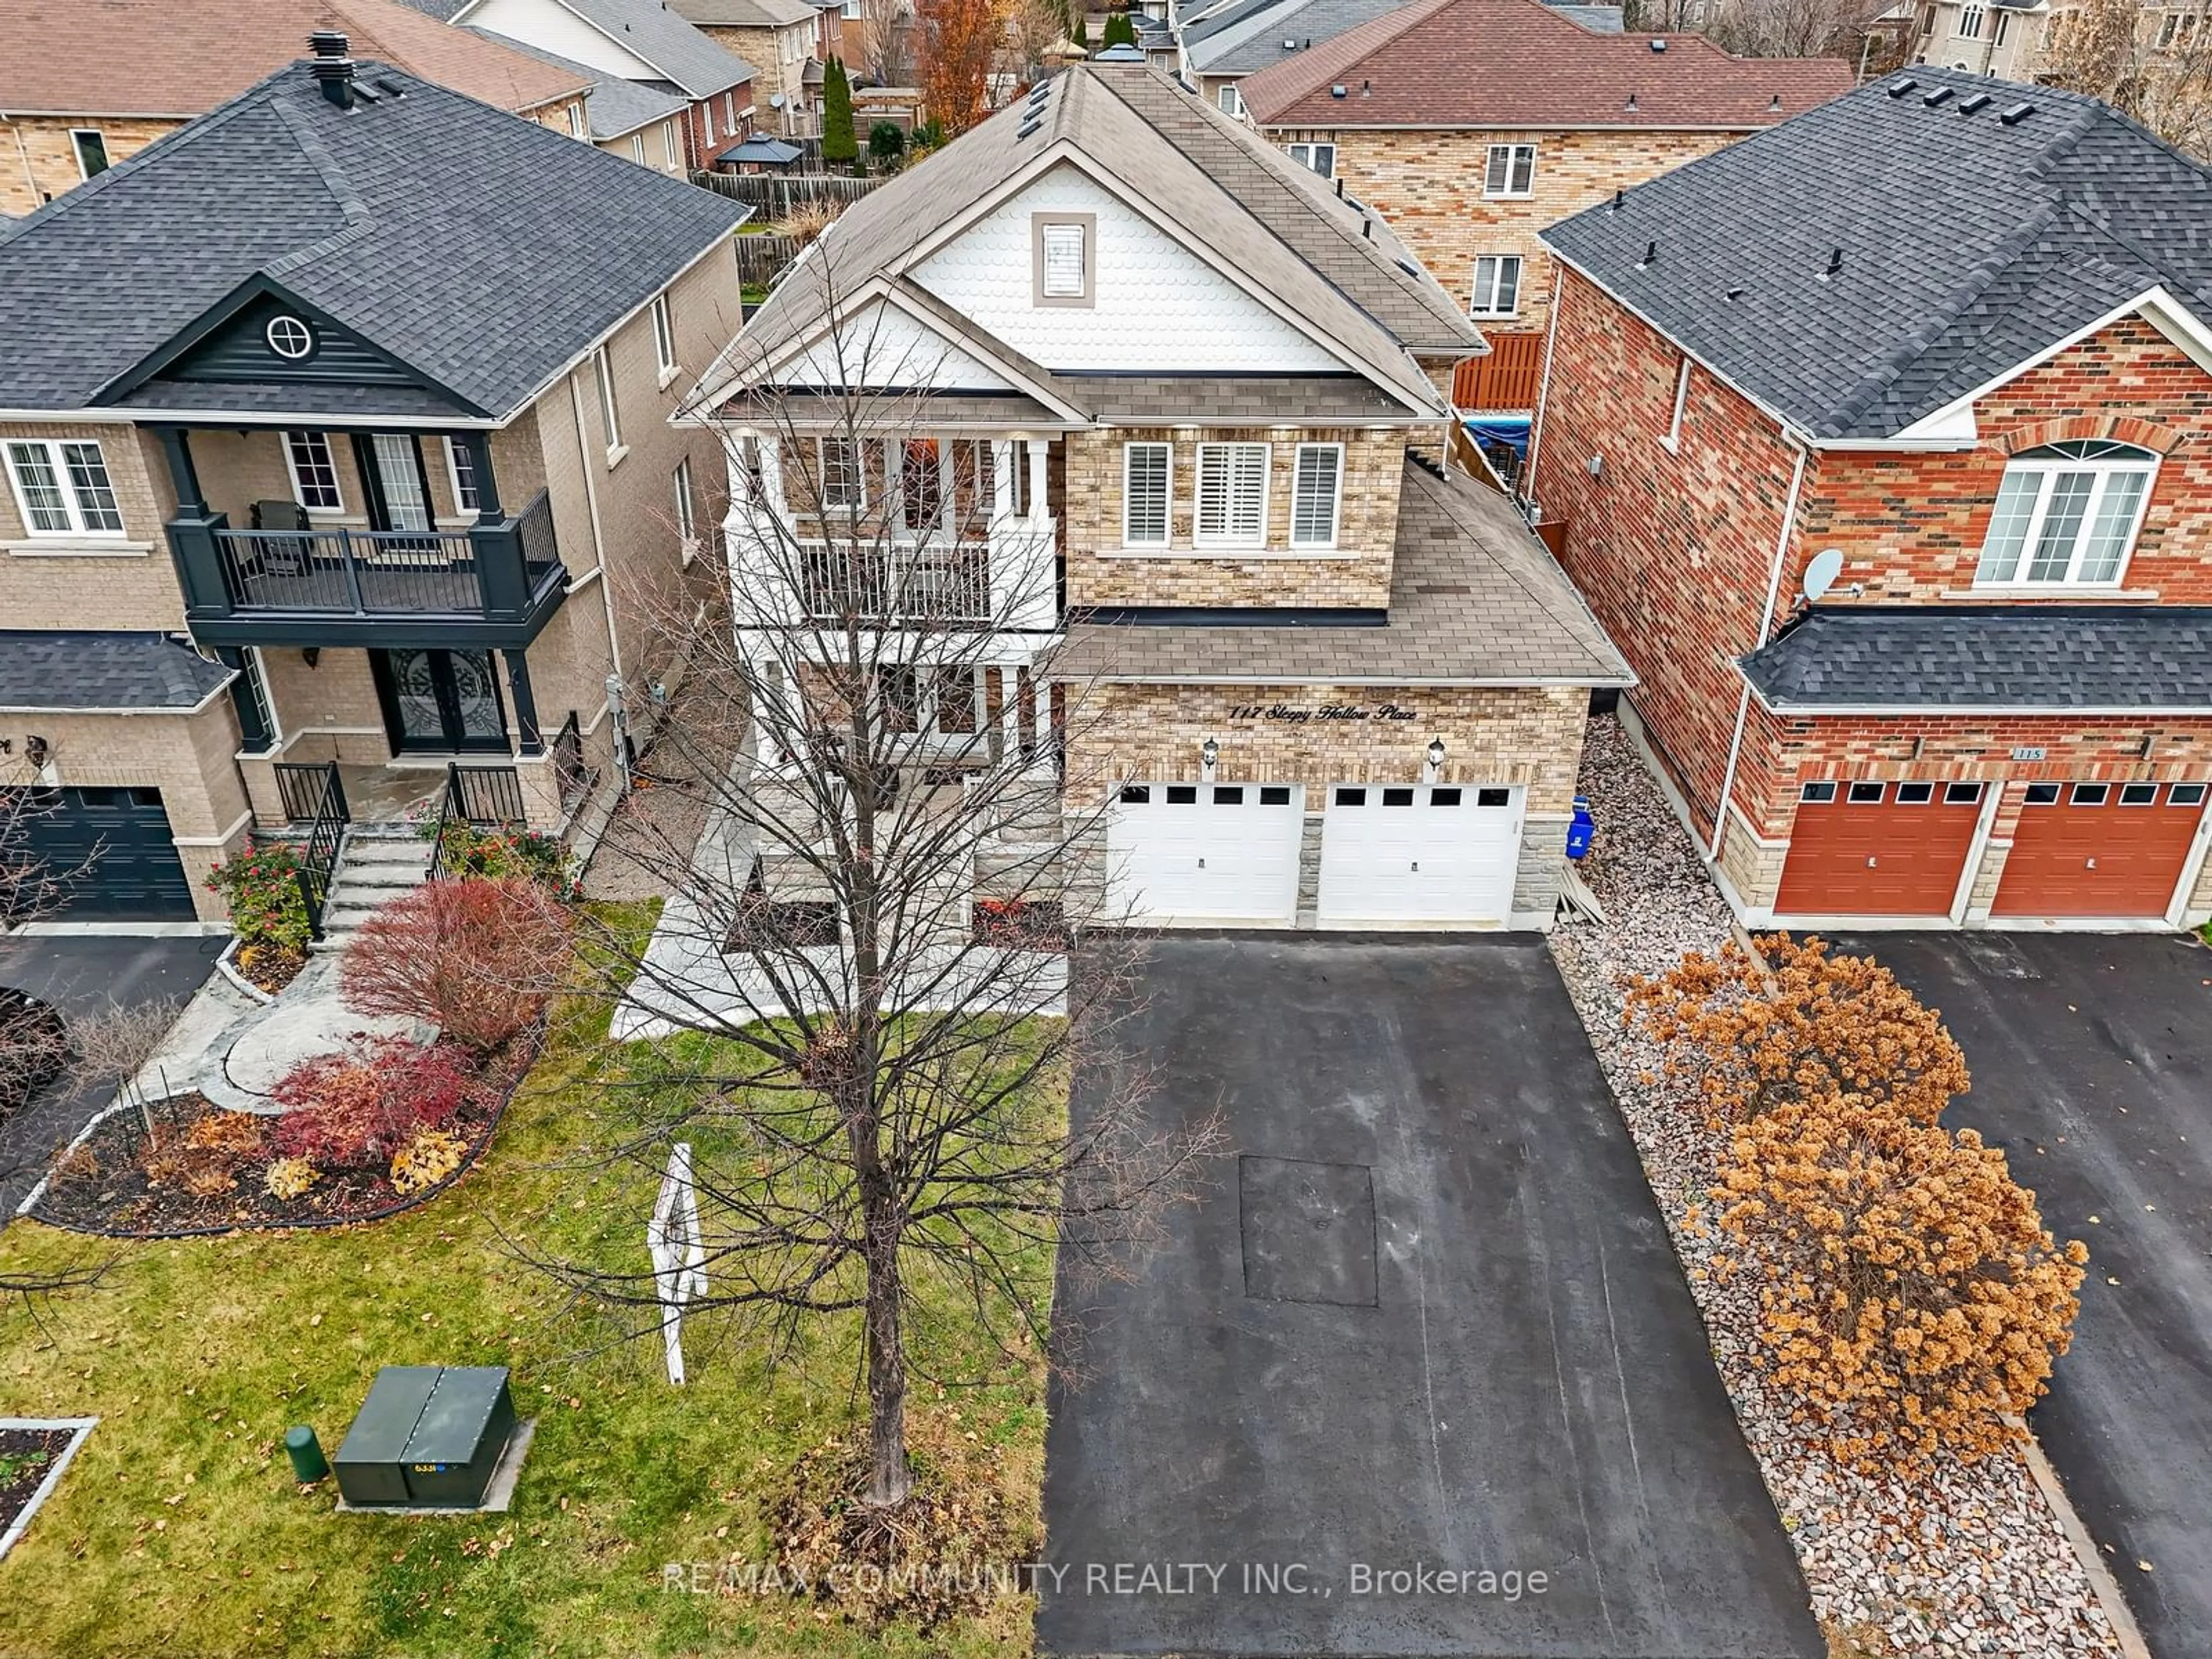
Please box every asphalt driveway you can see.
[1041,935,1821,1659]
[1835,930,2212,1659]
[0,933,224,1217]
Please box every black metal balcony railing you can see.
[167,488,564,645]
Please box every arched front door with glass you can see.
[370,648,508,753]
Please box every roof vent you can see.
[1768,92,1781,111]
[1608,187,1624,211]
[1923,86,1953,106]
[1822,247,1843,279]
[1626,91,1638,111]
[372,74,407,97]
[1017,115,1042,138]
[1960,90,1991,113]
[1726,285,1745,300]
[1330,82,1347,97]
[1362,215,1372,240]
[1637,239,1657,268]
[1887,76,1918,97]
[308,30,357,108]
[1283,36,1297,48]
[1999,100,2036,124]
[1650,35,1666,50]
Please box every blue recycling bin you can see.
[1566,796,1595,860]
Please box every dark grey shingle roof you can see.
[0,633,235,711]
[1541,67,2212,440]
[0,60,744,418]
[1740,606,2212,710]
[537,0,758,96]
[1188,0,1411,75]
[1058,459,1633,684]
[467,28,692,138]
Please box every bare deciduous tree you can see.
[2043,0,2212,161]
[862,0,916,88]
[527,256,1218,1513]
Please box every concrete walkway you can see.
[194,956,428,1113]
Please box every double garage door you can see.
[1106,782,1521,927]
[1775,777,2210,921]
[3,786,195,921]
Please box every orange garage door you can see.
[1775,780,1986,917]
[1994,781,2209,918]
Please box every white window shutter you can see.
[1041,224,1086,297]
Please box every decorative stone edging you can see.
[213,935,276,1007]
[0,1417,97,1562]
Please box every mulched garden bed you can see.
[32,1032,536,1239]
[0,1428,72,1540]
[233,944,308,998]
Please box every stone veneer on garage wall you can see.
[1279,128,1739,332]
[1062,426,1414,609]
[1065,680,1589,924]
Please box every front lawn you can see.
[0,903,1048,1659]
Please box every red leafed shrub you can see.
[270,1036,478,1171]
[340,877,573,1053]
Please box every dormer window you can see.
[1033,213,1094,308]
[1974,439,2157,588]
[265,314,315,361]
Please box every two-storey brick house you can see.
[1234,0,1848,412]
[0,37,745,923]
[1531,67,2212,929]
[693,56,1631,932]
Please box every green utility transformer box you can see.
[332,1365,518,1510]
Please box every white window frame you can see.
[565,102,586,137]
[282,430,345,515]
[1993,9,2010,42]
[1193,441,1270,548]
[1958,2,1984,35]
[675,456,698,559]
[703,101,716,144]
[70,128,108,180]
[1286,141,1335,178]
[1218,82,1244,117]
[663,120,682,170]
[724,91,738,131]
[1662,355,1692,450]
[1034,214,1093,306]
[5,438,126,538]
[444,437,480,516]
[820,437,865,510]
[1289,442,1343,549]
[1122,441,1172,547]
[630,131,646,164]
[1483,142,1536,199]
[651,294,678,379]
[593,344,624,460]
[1468,254,1522,319]
[1973,440,2158,589]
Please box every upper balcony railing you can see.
[166,489,566,646]
[797,541,993,624]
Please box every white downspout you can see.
[1707,437,1808,866]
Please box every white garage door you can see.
[1316,783,1522,926]
[1107,782,1304,925]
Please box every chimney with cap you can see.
[310,31,357,107]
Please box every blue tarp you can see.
[1463,415,1531,457]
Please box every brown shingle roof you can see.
[0,0,589,118]
[1238,0,1849,129]
[1057,459,1634,686]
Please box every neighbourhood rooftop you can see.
[0,0,590,116]
[0,52,744,419]
[1543,64,2212,440]
[464,28,692,139]
[411,0,760,97]
[1235,0,1849,127]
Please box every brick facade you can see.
[1534,265,2212,925]
[1275,127,1740,334]
[1062,425,1412,609]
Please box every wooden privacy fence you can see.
[690,171,882,217]
[1452,331,1546,411]
[732,233,805,288]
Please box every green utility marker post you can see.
[285,1425,329,1483]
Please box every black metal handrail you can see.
[426,762,528,882]
[214,525,479,614]
[552,713,595,813]
[287,760,348,940]
[274,760,350,825]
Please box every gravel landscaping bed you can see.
[1550,714,2124,1659]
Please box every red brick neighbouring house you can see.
[1531,67,2212,929]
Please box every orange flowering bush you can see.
[1627,934,1969,1130]
[1711,1093,2088,1468]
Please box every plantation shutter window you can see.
[1290,444,1342,547]
[1123,442,1171,546]
[1195,442,1268,546]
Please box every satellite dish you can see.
[1802,547,1844,604]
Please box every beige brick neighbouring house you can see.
[1234,0,1849,399]
[693,59,1631,931]
[0,38,744,925]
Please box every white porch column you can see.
[991,438,1015,522]
[1027,669,1049,770]
[1025,438,1049,521]
[998,664,1021,763]
[757,434,788,518]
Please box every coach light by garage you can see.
[1200,736,1219,780]
[1425,737,1445,782]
